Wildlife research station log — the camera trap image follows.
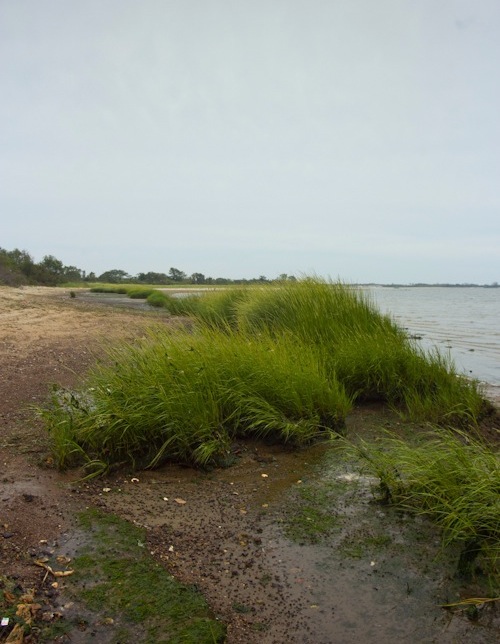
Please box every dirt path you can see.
[1,287,498,643]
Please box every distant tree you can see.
[5,248,36,280]
[97,269,131,283]
[0,247,29,285]
[137,271,170,284]
[190,272,206,284]
[85,271,97,282]
[29,254,66,285]
[168,267,187,282]
[62,265,85,282]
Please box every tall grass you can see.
[146,288,249,325]
[235,279,484,425]
[43,326,351,473]
[42,277,487,473]
[236,278,395,344]
[343,430,500,578]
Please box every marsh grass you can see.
[235,279,484,424]
[343,430,500,579]
[127,287,158,299]
[44,325,350,472]
[187,287,249,327]
[90,285,129,295]
[44,277,487,474]
[146,287,249,324]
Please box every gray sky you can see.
[1,0,499,283]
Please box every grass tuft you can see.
[342,430,500,579]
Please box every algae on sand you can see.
[56,509,226,643]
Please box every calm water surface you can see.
[364,287,500,397]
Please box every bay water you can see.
[363,286,500,401]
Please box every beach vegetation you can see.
[342,430,500,579]
[43,323,349,474]
[42,277,487,475]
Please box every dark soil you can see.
[1,287,499,643]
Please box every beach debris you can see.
[56,555,72,565]
[131,477,140,483]
[3,590,42,644]
[261,473,269,478]
[102,487,111,493]
[163,496,169,501]
[34,560,74,577]
[174,498,186,505]
[440,596,500,608]
[5,622,25,643]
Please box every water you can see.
[363,286,500,398]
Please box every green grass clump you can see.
[146,290,200,315]
[344,431,500,578]
[235,279,484,425]
[188,288,250,327]
[127,287,158,299]
[90,285,129,294]
[146,290,170,308]
[43,325,350,473]
[145,288,250,325]
[236,278,393,344]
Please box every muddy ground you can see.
[0,286,498,643]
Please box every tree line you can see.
[0,247,296,287]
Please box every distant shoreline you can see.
[359,283,499,288]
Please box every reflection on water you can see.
[365,287,500,387]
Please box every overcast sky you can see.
[1,1,499,283]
